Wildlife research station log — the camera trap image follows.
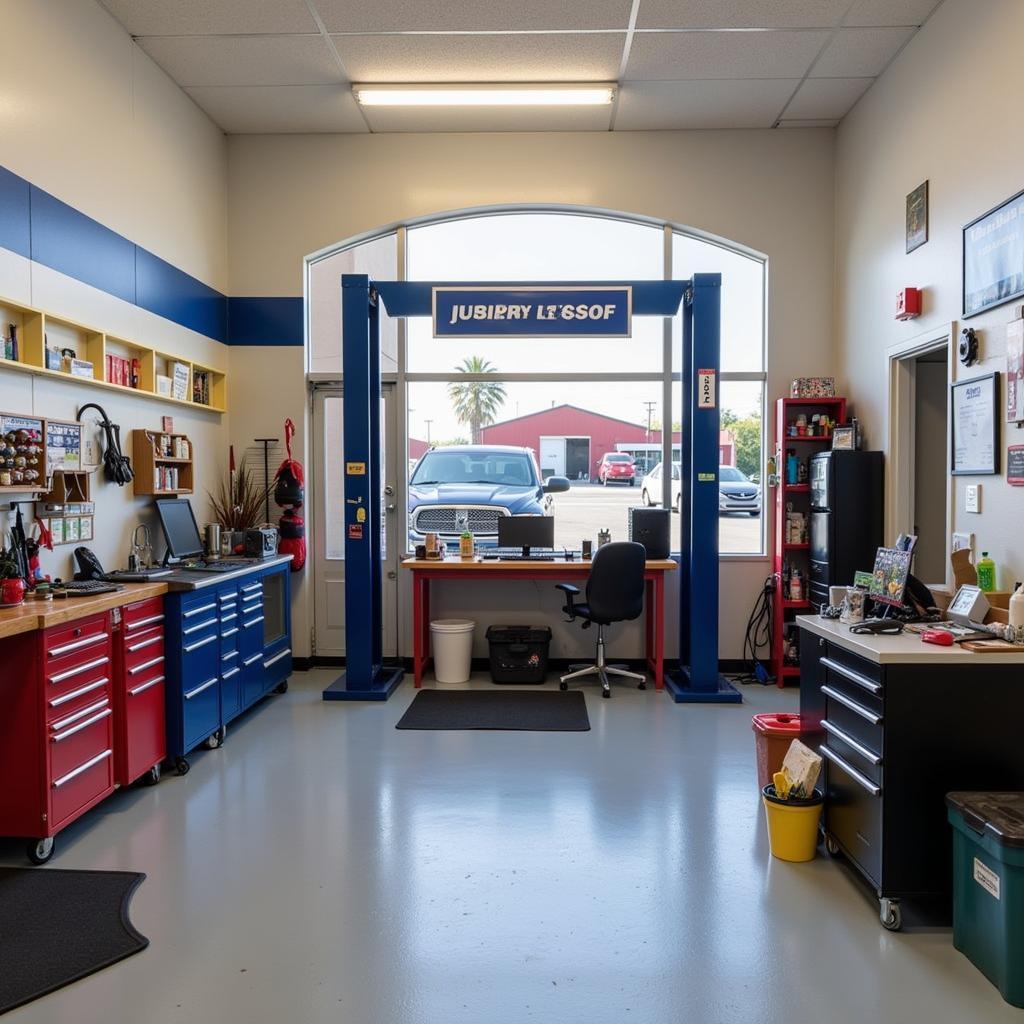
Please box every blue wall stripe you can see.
[228,297,304,346]
[0,166,31,259]
[137,248,227,343]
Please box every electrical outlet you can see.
[965,484,981,513]
[952,531,974,553]
[83,438,99,466]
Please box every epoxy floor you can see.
[2,670,1017,1024]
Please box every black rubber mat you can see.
[0,868,148,1015]
[396,689,590,731]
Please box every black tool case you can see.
[485,625,552,684]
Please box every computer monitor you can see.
[154,497,204,565]
[497,515,554,556]
[869,546,912,608]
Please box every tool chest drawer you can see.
[44,613,110,659]
[48,699,114,784]
[48,747,114,831]
[823,643,884,689]
[821,652,883,718]
[122,598,165,634]
[823,749,883,888]
[822,682,883,755]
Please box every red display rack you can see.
[771,395,847,687]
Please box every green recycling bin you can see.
[946,792,1024,1007]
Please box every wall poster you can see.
[963,189,1024,317]
[952,372,1000,475]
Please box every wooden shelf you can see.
[153,457,192,464]
[132,430,194,497]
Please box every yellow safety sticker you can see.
[356,507,366,523]
[346,462,366,475]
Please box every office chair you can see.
[555,541,647,699]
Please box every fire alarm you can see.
[896,287,922,320]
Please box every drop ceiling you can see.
[99,0,943,133]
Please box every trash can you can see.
[752,713,803,791]
[430,619,475,683]
[762,785,823,862]
[946,792,1024,1007]
[485,625,552,684]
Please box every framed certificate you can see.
[951,372,1000,475]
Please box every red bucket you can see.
[751,713,803,791]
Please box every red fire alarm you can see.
[896,287,922,320]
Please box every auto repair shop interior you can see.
[1,2,1024,1022]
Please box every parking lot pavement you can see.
[550,482,762,553]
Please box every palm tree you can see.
[447,356,507,443]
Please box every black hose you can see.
[77,403,133,486]
[736,575,775,684]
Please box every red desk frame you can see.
[404,558,677,689]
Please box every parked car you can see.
[597,452,636,486]
[640,461,682,512]
[719,465,761,516]
[408,445,569,548]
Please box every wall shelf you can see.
[132,431,194,496]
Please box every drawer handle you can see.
[49,655,110,685]
[128,675,164,697]
[242,615,265,629]
[218,593,237,602]
[222,666,240,679]
[184,677,218,700]
[128,655,165,675]
[183,601,217,618]
[183,617,218,636]
[821,685,882,725]
[240,583,262,594]
[820,744,881,796]
[52,697,109,732]
[53,707,112,742]
[222,649,238,661]
[263,648,291,669]
[126,613,164,632]
[52,749,112,788]
[48,632,108,657]
[52,749,112,786]
[220,611,238,622]
[221,627,239,639]
[127,634,162,653]
[183,634,218,654]
[50,678,108,707]
[822,720,882,766]
[243,653,262,667]
[821,656,882,695]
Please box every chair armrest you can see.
[555,582,580,621]
[555,583,580,596]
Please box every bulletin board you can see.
[952,372,1000,475]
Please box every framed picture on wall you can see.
[906,181,928,253]
[951,372,1000,475]
[963,189,1024,317]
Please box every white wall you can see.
[227,129,837,658]
[0,0,229,579]
[836,0,1024,593]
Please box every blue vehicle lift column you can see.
[665,273,741,703]
[323,274,404,700]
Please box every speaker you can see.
[628,507,671,559]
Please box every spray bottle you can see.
[1010,581,1024,630]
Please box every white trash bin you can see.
[430,619,475,683]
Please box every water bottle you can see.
[976,551,996,592]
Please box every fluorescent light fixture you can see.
[354,84,616,107]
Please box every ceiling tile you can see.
[332,33,625,82]
[138,35,343,88]
[186,85,367,133]
[314,0,633,33]
[811,26,915,76]
[362,103,612,133]
[626,29,827,80]
[637,0,848,29]
[614,79,799,129]
[782,76,873,118]
[99,0,317,35]
[844,0,942,27]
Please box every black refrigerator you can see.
[808,450,884,609]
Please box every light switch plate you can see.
[952,531,974,553]
[965,484,981,513]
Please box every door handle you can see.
[386,504,396,513]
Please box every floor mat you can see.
[396,689,591,731]
[0,868,148,1015]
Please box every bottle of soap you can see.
[976,551,996,592]
[1010,582,1024,629]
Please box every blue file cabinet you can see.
[164,561,292,774]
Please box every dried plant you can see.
[208,456,269,530]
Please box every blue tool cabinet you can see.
[164,560,292,774]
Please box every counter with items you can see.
[797,613,1024,931]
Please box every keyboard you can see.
[482,553,556,562]
[106,568,173,581]
[58,580,124,596]
[483,548,563,560]
[180,559,260,573]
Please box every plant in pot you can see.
[208,456,270,555]
[0,549,26,606]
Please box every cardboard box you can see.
[790,376,836,398]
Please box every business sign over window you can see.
[432,286,632,338]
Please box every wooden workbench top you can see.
[0,582,169,640]
[401,557,678,571]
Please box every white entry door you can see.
[539,436,566,478]
[312,384,399,657]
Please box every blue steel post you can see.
[323,274,403,701]
[677,285,693,669]
[666,272,741,703]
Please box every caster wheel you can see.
[601,689,610,699]
[880,898,902,932]
[637,681,647,691]
[175,757,191,776]
[273,680,289,695]
[27,837,55,865]
[143,763,162,786]
[204,726,226,750]
[559,682,568,691]
[825,835,840,856]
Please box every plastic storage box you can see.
[946,792,1024,1007]
[485,625,551,684]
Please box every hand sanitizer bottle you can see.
[1010,582,1024,629]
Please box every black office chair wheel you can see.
[601,689,610,699]
[174,756,190,776]
[637,681,646,690]
[559,681,568,691]
[27,837,55,865]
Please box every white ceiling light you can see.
[354,84,616,107]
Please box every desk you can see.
[403,557,677,689]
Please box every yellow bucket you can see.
[762,785,823,863]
